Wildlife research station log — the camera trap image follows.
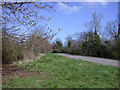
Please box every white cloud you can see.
[83,0,108,8]
[57,3,81,15]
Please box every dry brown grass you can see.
[12,51,46,65]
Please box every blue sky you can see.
[35,2,118,44]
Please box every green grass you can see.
[3,53,118,88]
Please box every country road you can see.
[57,53,119,67]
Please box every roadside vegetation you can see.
[2,2,59,64]
[1,2,119,88]
[2,53,118,88]
[53,13,120,60]
[2,2,120,65]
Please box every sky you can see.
[4,2,118,45]
[36,2,118,45]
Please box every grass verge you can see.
[2,53,118,88]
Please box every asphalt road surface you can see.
[57,53,119,67]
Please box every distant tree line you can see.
[54,12,120,60]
